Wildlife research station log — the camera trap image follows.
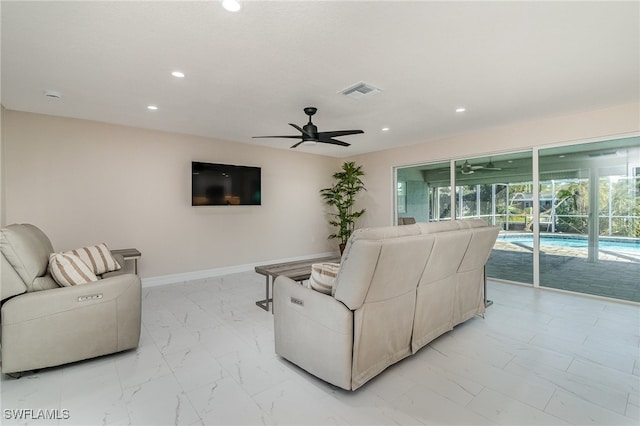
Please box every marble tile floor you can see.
[1,271,638,426]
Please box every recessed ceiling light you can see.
[147,105,158,110]
[171,71,185,78]
[221,0,241,12]
[455,107,466,113]
[382,127,390,132]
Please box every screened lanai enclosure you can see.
[395,136,640,302]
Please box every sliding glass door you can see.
[453,153,534,284]
[394,136,640,302]
[396,152,534,284]
[538,137,640,301]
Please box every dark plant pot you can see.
[339,243,346,255]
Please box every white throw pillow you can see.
[65,243,121,275]
[309,262,340,294]
[49,253,99,286]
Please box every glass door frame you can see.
[532,147,540,288]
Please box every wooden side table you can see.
[254,255,341,312]
[111,248,142,274]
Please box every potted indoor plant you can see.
[320,161,366,253]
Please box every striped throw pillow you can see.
[309,262,340,295]
[65,243,121,275]
[49,253,99,286]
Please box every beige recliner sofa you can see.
[274,219,499,390]
[1,224,141,375]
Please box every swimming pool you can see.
[497,234,640,255]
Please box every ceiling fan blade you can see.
[258,107,361,148]
[253,135,302,139]
[289,123,313,138]
[317,135,350,146]
[318,129,364,138]
[481,161,502,171]
[290,140,306,148]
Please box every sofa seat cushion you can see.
[49,253,99,286]
[308,262,340,294]
[65,243,121,275]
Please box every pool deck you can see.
[487,238,640,302]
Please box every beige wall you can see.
[1,106,5,226]
[350,102,640,228]
[3,110,340,281]
[4,103,639,282]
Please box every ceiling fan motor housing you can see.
[302,123,318,141]
[253,106,362,148]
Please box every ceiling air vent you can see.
[339,81,382,99]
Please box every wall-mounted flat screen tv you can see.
[192,161,261,206]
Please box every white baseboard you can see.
[141,251,339,288]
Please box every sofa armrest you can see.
[1,273,141,374]
[112,252,126,269]
[273,275,353,390]
[2,273,140,323]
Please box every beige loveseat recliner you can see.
[0,224,141,375]
[274,219,499,390]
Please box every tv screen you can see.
[192,162,261,206]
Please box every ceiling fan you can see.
[460,159,504,174]
[253,107,364,148]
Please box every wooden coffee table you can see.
[255,255,341,312]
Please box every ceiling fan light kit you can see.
[253,107,364,149]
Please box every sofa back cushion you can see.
[458,225,500,272]
[412,228,474,352]
[420,230,472,284]
[1,224,55,293]
[452,225,500,325]
[1,254,27,300]
[458,218,491,229]
[340,223,420,261]
[333,224,421,303]
[417,220,462,234]
[334,225,436,388]
[361,236,434,304]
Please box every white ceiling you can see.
[2,1,639,158]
